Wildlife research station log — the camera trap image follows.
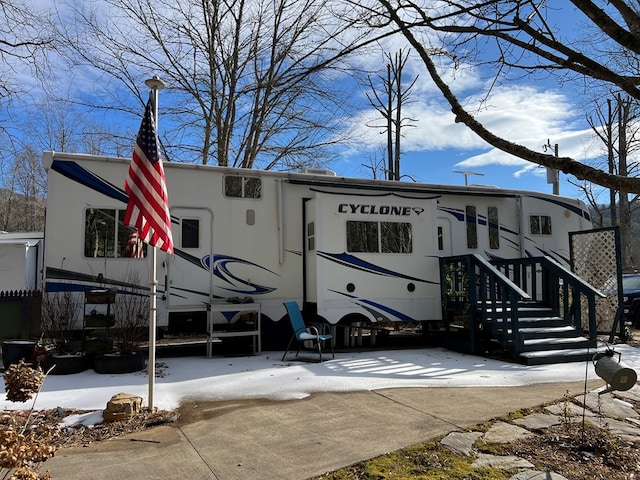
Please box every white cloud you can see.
[341,81,597,163]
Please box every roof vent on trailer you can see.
[300,168,337,176]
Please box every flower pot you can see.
[45,353,89,375]
[93,351,146,374]
[2,340,37,369]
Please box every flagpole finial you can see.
[145,76,166,91]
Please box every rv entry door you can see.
[166,207,214,311]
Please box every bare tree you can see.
[365,49,418,180]
[367,0,640,194]
[0,1,53,103]
[55,0,361,170]
[0,0,56,209]
[0,145,46,232]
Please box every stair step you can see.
[518,325,581,339]
[520,336,593,351]
[518,343,607,365]
[480,307,555,315]
[523,336,590,346]
[489,317,567,328]
[493,325,581,338]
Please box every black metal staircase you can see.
[440,254,616,365]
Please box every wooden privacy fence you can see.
[0,290,42,340]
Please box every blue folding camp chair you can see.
[281,301,334,362]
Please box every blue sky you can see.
[337,82,595,199]
[316,2,626,203]
[326,6,610,201]
[12,1,625,204]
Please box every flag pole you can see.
[144,75,166,411]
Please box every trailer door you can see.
[437,218,452,256]
[166,207,214,310]
[304,198,318,304]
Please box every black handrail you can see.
[440,254,605,355]
[491,256,605,340]
[440,254,530,353]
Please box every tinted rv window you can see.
[488,206,499,249]
[346,221,412,254]
[530,215,552,235]
[181,218,200,249]
[347,221,378,252]
[224,175,262,199]
[381,222,412,253]
[465,206,477,249]
[244,177,261,198]
[84,208,147,259]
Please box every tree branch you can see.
[378,0,640,194]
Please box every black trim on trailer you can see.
[308,187,441,200]
[288,177,518,197]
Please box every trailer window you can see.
[181,218,200,249]
[347,221,378,252]
[488,206,499,249]
[381,222,412,253]
[530,215,552,235]
[465,206,477,249]
[307,222,315,251]
[84,208,147,259]
[346,221,412,254]
[224,175,262,199]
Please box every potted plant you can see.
[40,291,87,374]
[93,278,148,374]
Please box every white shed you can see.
[0,232,44,292]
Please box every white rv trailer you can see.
[41,151,592,346]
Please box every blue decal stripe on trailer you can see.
[530,195,591,220]
[357,298,415,321]
[318,251,435,284]
[533,247,570,265]
[201,254,279,295]
[438,206,464,221]
[51,160,128,203]
[328,289,415,321]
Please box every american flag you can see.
[125,230,145,258]
[124,99,174,254]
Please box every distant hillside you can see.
[0,188,45,232]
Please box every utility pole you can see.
[543,140,560,195]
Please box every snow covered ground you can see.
[4,345,639,413]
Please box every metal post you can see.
[144,75,166,411]
[553,144,559,195]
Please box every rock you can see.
[440,431,483,456]
[510,470,569,479]
[513,412,563,430]
[482,421,535,444]
[575,391,639,419]
[545,401,597,420]
[103,392,143,422]
[472,453,533,469]
[600,417,640,442]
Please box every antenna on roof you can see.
[453,171,484,186]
